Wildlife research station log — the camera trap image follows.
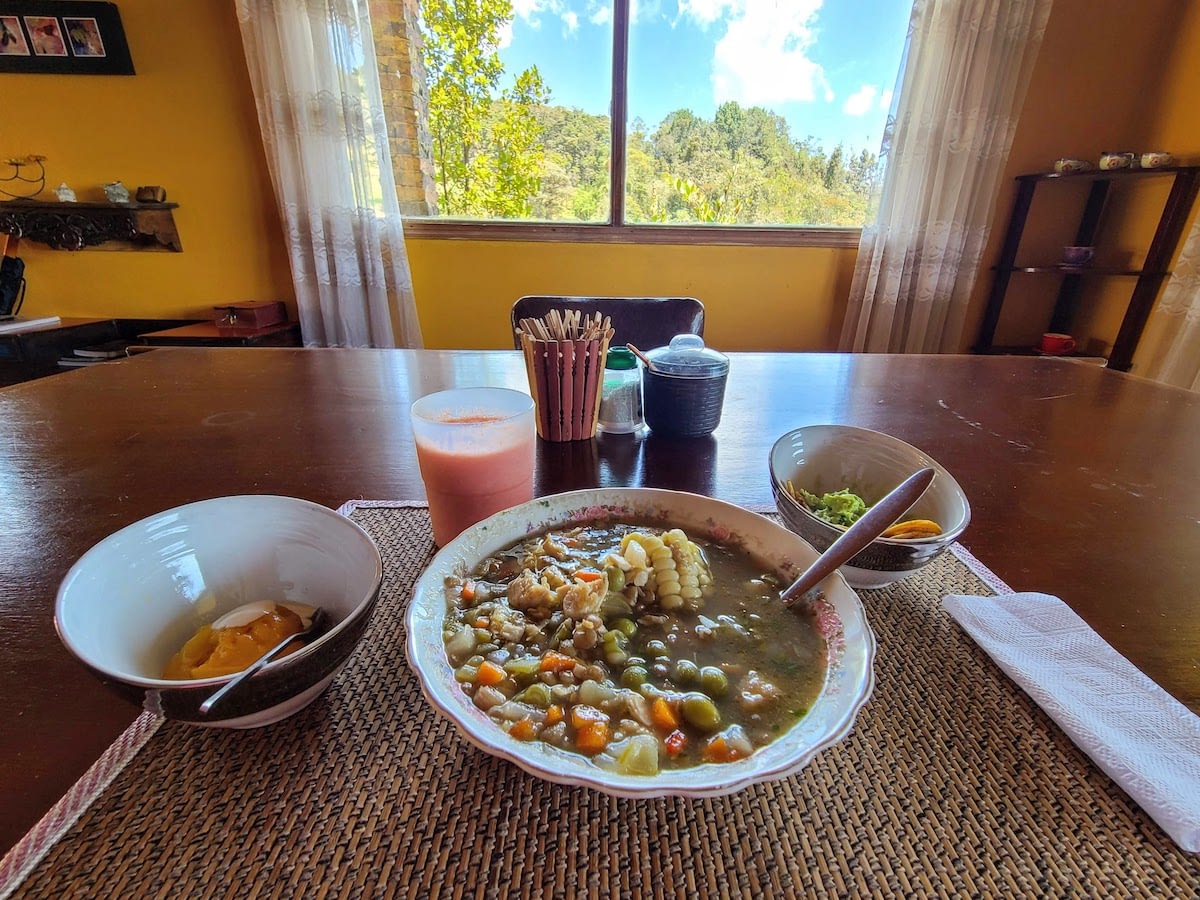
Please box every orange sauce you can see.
[162,606,305,679]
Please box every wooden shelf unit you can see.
[0,200,181,251]
[974,165,1200,372]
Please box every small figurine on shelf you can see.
[135,185,167,203]
[103,181,131,203]
[55,182,77,202]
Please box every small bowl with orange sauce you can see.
[54,495,382,728]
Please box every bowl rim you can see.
[53,494,384,689]
[768,424,971,545]
[404,486,876,799]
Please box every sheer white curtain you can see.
[237,0,422,348]
[1133,223,1200,390]
[841,0,1052,353]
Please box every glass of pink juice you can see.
[410,388,536,547]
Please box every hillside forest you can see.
[418,0,882,227]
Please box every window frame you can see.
[401,0,864,249]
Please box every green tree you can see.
[420,0,549,217]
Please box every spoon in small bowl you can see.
[779,467,936,607]
[199,607,326,715]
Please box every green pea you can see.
[621,666,649,689]
[699,666,729,698]
[672,659,700,685]
[606,566,626,591]
[644,639,670,658]
[604,646,628,666]
[601,593,633,618]
[681,693,721,732]
[611,617,637,637]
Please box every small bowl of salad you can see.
[768,425,971,588]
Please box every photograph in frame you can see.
[24,15,66,56]
[0,2,132,73]
[0,15,29,55]
[63,16,105,57]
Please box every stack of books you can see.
[57,340,132,368]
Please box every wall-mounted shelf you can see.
[974,166,1200,372]
[0,200,181,251]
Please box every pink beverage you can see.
[410,388,536,547]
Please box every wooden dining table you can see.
[2,347,1198,888]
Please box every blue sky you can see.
[497,0,913,156]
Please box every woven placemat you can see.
[8,506,1198,898]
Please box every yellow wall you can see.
[409,239,855,350]
[4,0,1197,353]
[5,3,293,321]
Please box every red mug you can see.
[1040,332,1076,355]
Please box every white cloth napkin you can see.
[942,592,1200,853]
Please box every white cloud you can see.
[512,0,546,20]
[498,20,514,48]
[677,0,726,25]
[843,85,877,117]
[679,0,830,108]
[880,88,893,110]
[511,0,596,36]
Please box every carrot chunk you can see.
[650,697,679,732]
[539,651,578,673]
[475,660,507,686]
[571,706,611,755]
[509,717,537,741]
[574,569,604,583]
[545,704,563,726]
[702,735,744,763]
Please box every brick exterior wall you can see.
[369,0,438,216]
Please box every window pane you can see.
[411,0,613,222]
[625,1,911,227]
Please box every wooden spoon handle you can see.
[779,467,936,606]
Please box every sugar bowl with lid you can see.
[642,334,730,438]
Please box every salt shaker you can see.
[597,347,644,433]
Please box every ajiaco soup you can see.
[442,523,829,775]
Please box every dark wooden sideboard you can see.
[0,317,304,386]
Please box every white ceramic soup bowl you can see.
[769,425,971,588]
[406,487,875,799]
[55,495,383,728]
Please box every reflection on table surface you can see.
[1,347,1198,857]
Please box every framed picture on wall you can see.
[0,2,133,74]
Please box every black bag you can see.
[0,255,26,317]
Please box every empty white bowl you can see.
[55,495,383,728]
[769,425,971,588]
[406,487,875,798]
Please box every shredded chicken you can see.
[560,575,606,619]
[506,570,557,620]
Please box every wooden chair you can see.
[510,296,705,350]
